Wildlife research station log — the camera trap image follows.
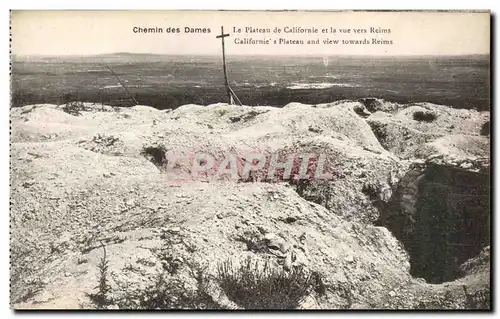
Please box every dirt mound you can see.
[366,103,489,159]
[10,100,490,309]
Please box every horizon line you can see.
[12,52,490,58]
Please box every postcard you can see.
[10,10,491,310]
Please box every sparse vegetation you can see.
[62,101,87,116]
[86,244,112,309]
[112,256,320,309]
[87,251,323,309]
[413,111,437,122]
[216,257,318,309]
[229,110,267,123]
[86,247,487,310]
[61,101,113,116]
[84,243,218,310]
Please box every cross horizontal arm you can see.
[216,33,230,38]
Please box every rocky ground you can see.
[10,98,490,309]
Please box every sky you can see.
[11,10,490,56]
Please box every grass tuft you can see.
[216,257,318,309]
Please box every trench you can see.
[379,162,490,284]
[141,140,490,284]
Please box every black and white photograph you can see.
[9,10,491,310]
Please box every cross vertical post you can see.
[216,26,232,104]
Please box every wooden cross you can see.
[216,26,232,104]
